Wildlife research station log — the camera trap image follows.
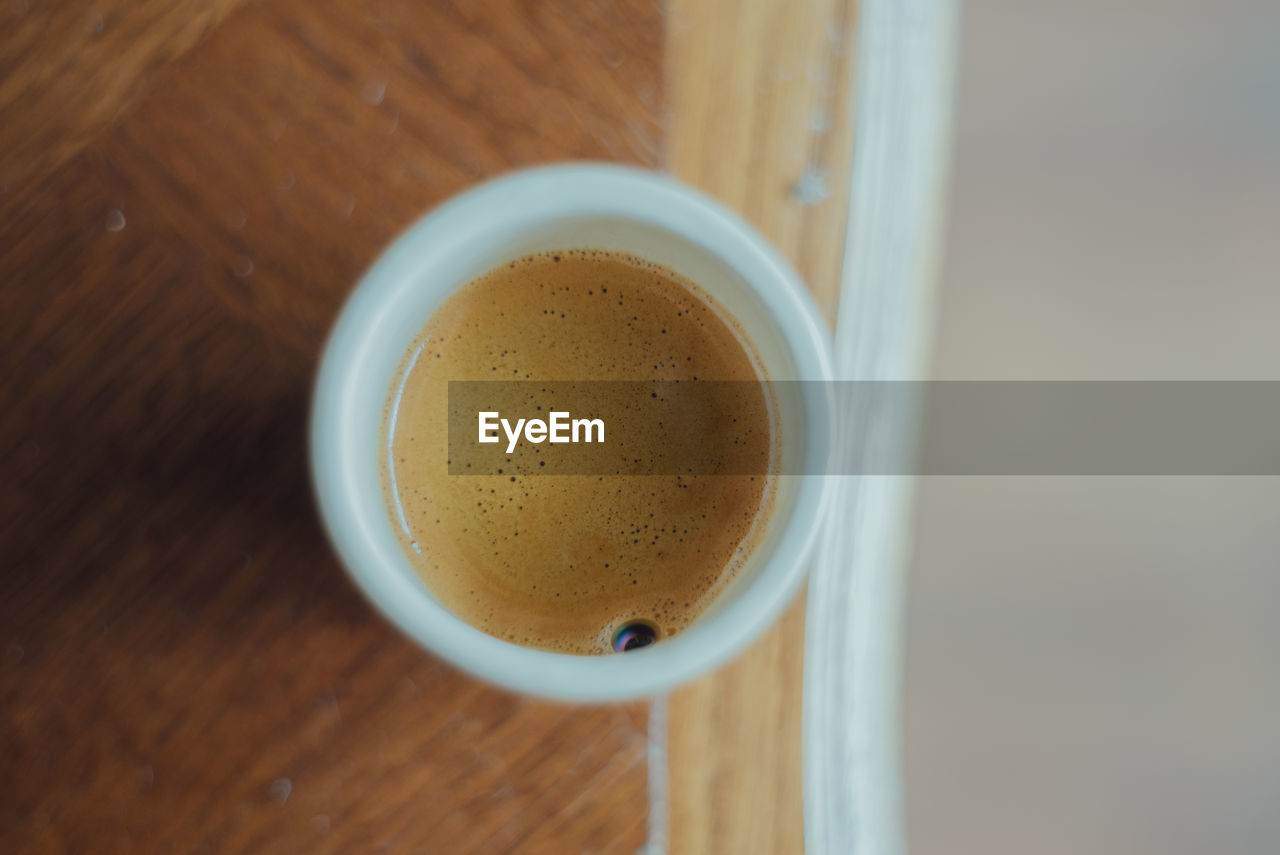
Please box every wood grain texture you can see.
[666,0,858,322]
[0,0,248,191]
[664,0,859,852]
[1,1,662,852]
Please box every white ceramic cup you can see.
[310,163,833,702]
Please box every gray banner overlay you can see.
[445,382,1280,475]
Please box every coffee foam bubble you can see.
[383,250,776,654]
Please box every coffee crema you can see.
[382,250,776,654]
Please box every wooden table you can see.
[1,1,856,851]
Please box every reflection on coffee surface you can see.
[383,250,776,653]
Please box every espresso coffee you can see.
[382,250,776,654]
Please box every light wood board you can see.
[665,1,860,852]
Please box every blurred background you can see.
[907,1,1280,853]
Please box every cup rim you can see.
[310,162,834,701]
